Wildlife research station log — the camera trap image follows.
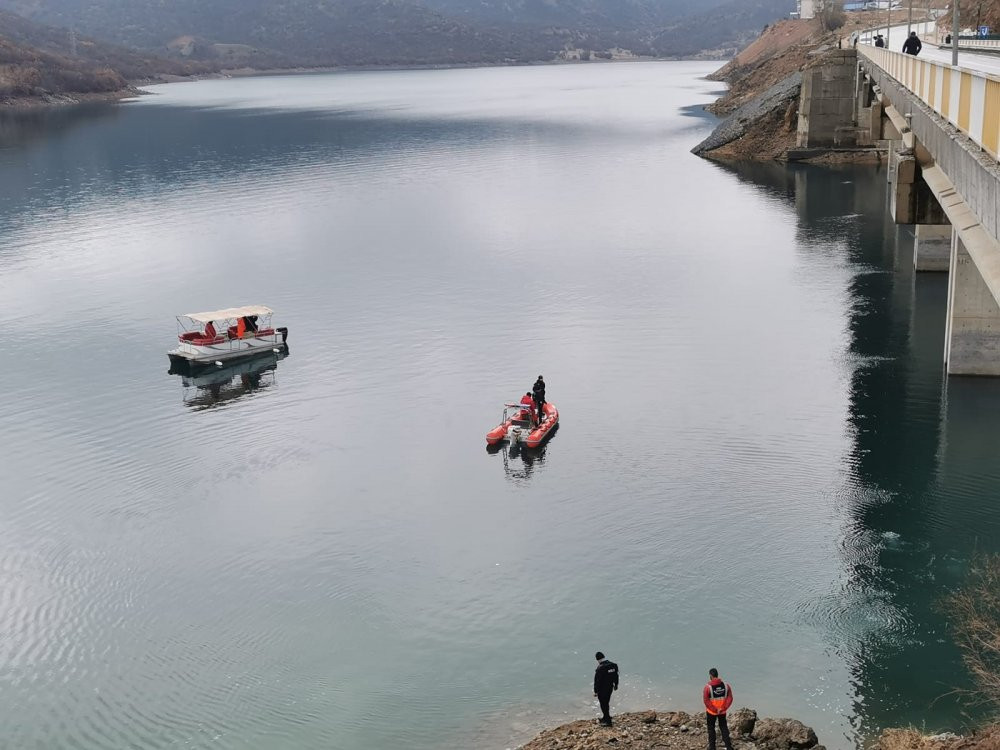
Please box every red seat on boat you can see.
[255,327,274,336]
[180,334,224,346]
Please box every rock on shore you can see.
[690,72,801,160]
[521,709,824,750]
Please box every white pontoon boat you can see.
[167,305,288,370]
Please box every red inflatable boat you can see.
[486,401,558,449]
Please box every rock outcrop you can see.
[691,72,801,160]
[521,709,819,750]
[753,718,821,750]
[729,708,758,737]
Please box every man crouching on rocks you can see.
[703,668,734,750]
[593,652,619,726]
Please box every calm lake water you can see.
[1,62,999,750]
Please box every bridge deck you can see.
[858,20,1000,76]
[920,46,1000,77]
[859,45,1000,161]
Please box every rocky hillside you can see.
[691,11,908,161]
[650,0,799,59]
[0,0,796,67]
[956,0,1000,29]
[0,8,199,105]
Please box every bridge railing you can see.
[944,38,1000,51]
[859,45,1000,162]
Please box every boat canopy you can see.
[182,306,274,323]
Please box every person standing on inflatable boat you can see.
[532,375,546,422]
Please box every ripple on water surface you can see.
[2,63,1000,750]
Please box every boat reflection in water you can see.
[486,423,558,483]
[169,348,289,410]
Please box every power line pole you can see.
[907,0,913,36]
[952,0,960,65]
[886,0,892,49]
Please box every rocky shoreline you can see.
[0,87,143,111]
[691,14,898,163]
[519,710,1000,750]
[520,709,823,750]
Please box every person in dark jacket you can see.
[902,31,922,55]
[703,668,734,750]
[593,652,619,726]
[875,34,885,48]
[532,375,546,422]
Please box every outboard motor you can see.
[277,327,289,344]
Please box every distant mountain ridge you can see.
[417,0,731,29]
[0,0,796,67]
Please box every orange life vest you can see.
[237,318,246,338]
[706,682,729,715]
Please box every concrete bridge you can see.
[797,41,1000,375]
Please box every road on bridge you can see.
[859,20,1000,76]
[919,45,1000,76]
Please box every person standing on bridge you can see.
[875,34,885,48]
[903,31,923,56]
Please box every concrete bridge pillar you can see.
[945,230,1000,375]
[888,148,948,226]
[913,224,951,272]
[796,50,860,148]
[855,74,882,145]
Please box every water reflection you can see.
[728,161,1000,740]
[171,349,288,410]
[486,426,558,484]
[0,103,123,151]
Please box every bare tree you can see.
[949,554,1000,712]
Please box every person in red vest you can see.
[703,668,734,750]
[519,392,537,426]
[204,320,216,339]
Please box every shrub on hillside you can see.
[0,64,42,95]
